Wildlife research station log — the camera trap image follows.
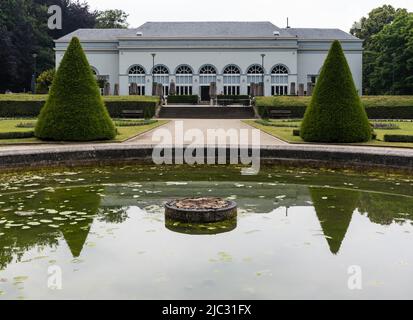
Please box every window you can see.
[247,65,264,95]
[271,64,289,96]
[223,65,241,95]
[199,65,217,86]
[175,65,193,95]
[153,65,170,96]
[128,65,146,95]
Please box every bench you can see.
[121,110,144,118]
[270,109,292,119]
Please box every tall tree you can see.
[0,0,99,92]
[96,9,129,29]
[0,0,36,92]
[351,5,413,95]
[368,11,413,94]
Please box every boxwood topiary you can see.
[300,41,371,143]
[35,37,116,141]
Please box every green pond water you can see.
[0,165,413,300]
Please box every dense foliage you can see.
[351,5,413,95]
[0,0,129,93]
[300,41,372,143]
[35,37,116,141]
[36,68,55,93]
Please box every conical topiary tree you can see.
[35,37,116,141]
[300,41,371,143]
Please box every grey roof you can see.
[57,28,138,41]
[56,23,359,41]
[283,28,359,40]
[134,21,288,37]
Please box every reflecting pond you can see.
[0,165,413,299]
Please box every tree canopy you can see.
[0,0,129,93]
[96,9,129,29]
[351,5,413,95]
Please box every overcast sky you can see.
[87,0,413,31]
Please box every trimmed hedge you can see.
[384,135,413,143]
[255,119,299,128]
[256,96,413,120]
[0,96,159,118]
[0,131,35,140]
[167,95,199,104]
[114,119,157,127]
[217,95,250,106]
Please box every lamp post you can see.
[31,53,38,94]
[151,53,156,95]
[261,54,266,96]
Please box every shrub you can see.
[36,69,55,94]
[0,131,35,140]
[167,95,199,104]
[293,129,300,137]
[35,37,117,141]
[300,41,371,143]
[383,135,413,142]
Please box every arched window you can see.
[247,65,264,95]
[199,65,217,86]
[128,65,146,96]
[153,65,170,96]
[271,64,289,96]
[223,65,241,95]
[175,65,193,95]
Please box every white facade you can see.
[55,22,363,98]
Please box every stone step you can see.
[159,106,255,119]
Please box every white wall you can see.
[56,51,119,94]
[119,49,298,96]
[297,51,363,94]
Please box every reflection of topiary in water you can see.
[310,187,359,255]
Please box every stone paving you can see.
[1,119,413,159]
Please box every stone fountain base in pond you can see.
[165,197,237,223]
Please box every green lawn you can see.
[0,119,168,145]
[245,120,413,148]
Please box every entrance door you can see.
[200,86,210,101]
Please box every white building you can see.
[55,22,363,99]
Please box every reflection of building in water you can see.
[100,182,313,214]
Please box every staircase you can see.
[159,106,255,119]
